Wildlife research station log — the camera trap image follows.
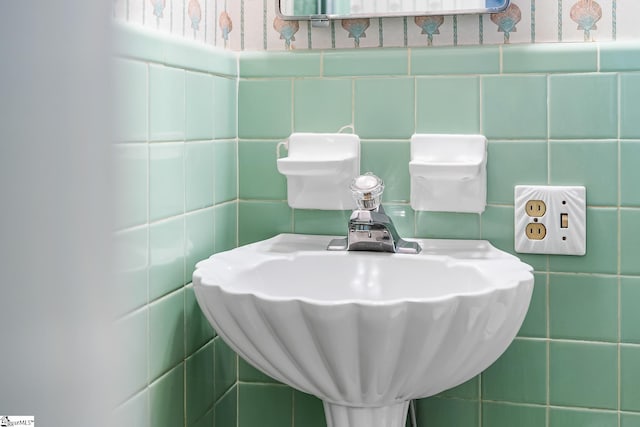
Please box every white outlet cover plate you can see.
[514,185,586,256]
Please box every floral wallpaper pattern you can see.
[112,0,639,50]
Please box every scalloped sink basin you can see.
[193,234,533,427]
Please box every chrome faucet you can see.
[327,173,421,254]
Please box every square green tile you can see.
[361,141,410,202]
[113,58,148,142]
[149,364,185,427]
[149,142,185,221]
[239,357,279,383]
[549,140,617,206]
[149,217,185,301]
[186,208,214,277]
[214,140,237,204]
[416,76,479,134]
[487,141,547,205]
[185,285,215,355]
[621,74,640,139]
[549,408,617,427]
[482,402,546,427]
[149,65,185,142]
[293,79,353,133]
[354,77,414,139]
[190,409,213,427]
[622,277,640,344]
[293,390,326,427]
[214,337,237,401]
[215,385,237,427]
[549,341,617,409]
[164,36,234,76]
[186,71,214,140]
[185,142,214,211]
[600,42,640,72]
[149,290,185,381]
[518,272,547,338]
[621,141,640,207]
[323,49,408,77]
[482,338,547,404]
[502,43,597,74]
[411,46,500,75]
[622,344,640,411]
[549,208,618,274]
[415,212,480,240]
[481,76,547,139]
[213,76,237,140]
[186,342,214,425]
[549,273,618,341]
[114,308,148,399]
[240,50,321,77]
[383,204,415,238]
[622,209,640,275]
[214,202,237,253]
[238,79,292,139]
[114,143,148,230]
[622,413,640,427]
[438,376,478,400]
[549,74,618,139]
[114,389,149,427]
[293,209,351,235]
[415,397,479,427]
[238,384,292,427]
[114,226,148,316]
[238,201,292,245]
[238,140,287,200]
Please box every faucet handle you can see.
[350,173,384,210]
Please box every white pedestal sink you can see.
[193,234,533,427]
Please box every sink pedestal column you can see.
[323,401,410,427]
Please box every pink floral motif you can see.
[490,2,521,43]
[188,0,202,34]
[570,0,602,41]
[341,18,370,48]
[273,17,300,50]
[414,16,444,47]
[219,11,233,46]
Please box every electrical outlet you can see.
[514,185,586,256]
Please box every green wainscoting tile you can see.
[293,79,353,133]
[415,397,479,427]
[621,74,640,139]
[149,142,185,221]
[549,341,617,409]
[600,42,640,72]
[482,338,547,404]
[186,71,214,141]
[293,209,351,235]
[481,75,547,139]
[415,212,480,240]
[384,204,416,238]
[411,46,500,75]
[503,43,597,74]
[238,201,292,245]
[323,49,408,76]
[361,141,410,202]
[482,402,546,427]
[114,226,148,316]
[163,36,236,76]
[621,209,640,275]
[622,344,640,412]
[549,208,618,274]
[622,277,640,344]
[185,142,215,211]
[239,357,279,383]
[114,390,149,427]
[114,308,148,399]
[487,141,547,205]
[149,290,185,381]
[114,143,148,230]
[549,408,617,427]
[415,76,479,134]
[238,140,287,200]
[238,79,292,139]
[518,273,547,338]
[149,364,185,427]
[149,65,185,142]
[238,384,293,427]
[113,58,148,142]
[185,208,214,277]
[621,141,640,207]
[213,77,237,140]
[214,337,237,401]
[240,51,321,77]
[215,386,237,427]
[186,342,215,426]
[214,140,237,204]
[294,390,326,427]
[354,77,414,139]
[549,74,618,139]
[191,409,213,427]
[622,412,640,427]
[549,140,617,206]
[214,202,238,253]
[185,285,215,355]
[439,376,478,399]
[112,22,164,64]
[549,273,618,342]
[149,217,185,301]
